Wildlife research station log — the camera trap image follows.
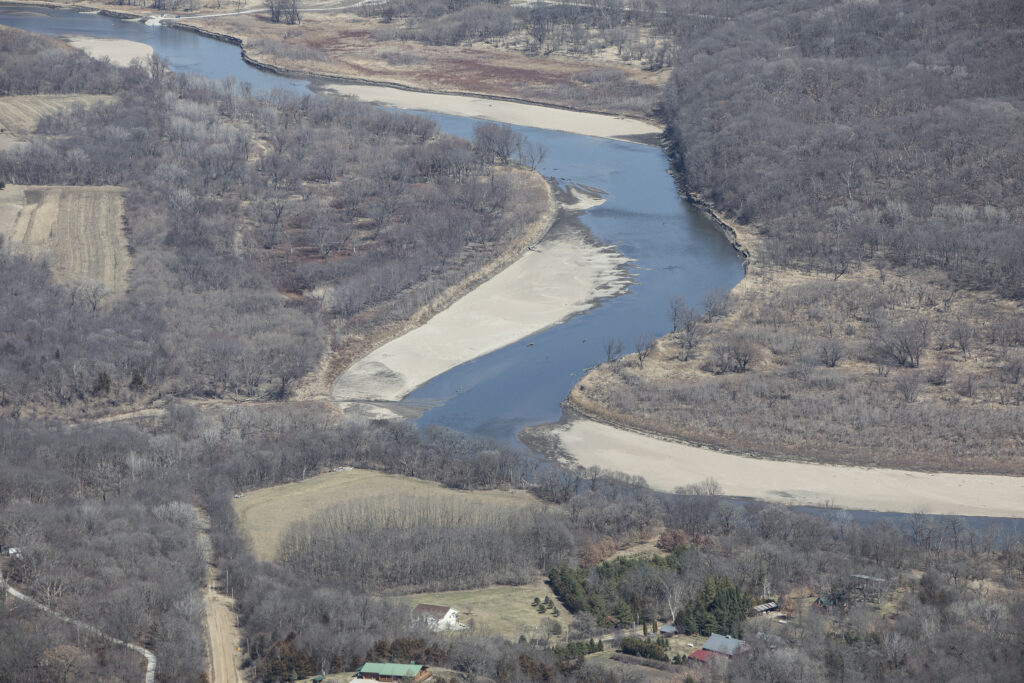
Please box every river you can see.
[4,7,1023,534]
[0,5,743,442]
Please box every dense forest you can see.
[0,29,546,415]
[572,0,1024,475]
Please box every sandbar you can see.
[324,83,661,141]
[333,233,629,402]
[554,419,1024,518]
[66,37,154,67]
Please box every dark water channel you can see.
[4,8,1022,534]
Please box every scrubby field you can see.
[400,579,573,641]
[0,184,129,295]
[233,468,543,562]
[0,94,113,135]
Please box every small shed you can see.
[659,624,677,637]
[750,600,778,616]
[357,662,430,681]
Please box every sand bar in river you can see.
[325,83,661,140]
[66,37,154,66]
[554,419,1024,518]
[333,233,629,402]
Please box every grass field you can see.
[233,468,544,562]
[0,94,114,136]
[399,579,574,641]
[0,184,129,295]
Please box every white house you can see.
[413,603,463,631]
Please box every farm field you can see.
[233,468,543,562]
[400,579,573,642]
[0,184,129,295]
[0,94,113,135]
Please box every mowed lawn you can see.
[400,579,574,642]
[233,468,544,562]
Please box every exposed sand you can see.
[324,83,661,140]
[333,232,629,402]
[554,419,1024,518]
[66,37,154,67]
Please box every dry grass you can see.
[233,468,543,562]
[0,94,114,136]
[0,184,129,296]
[184,12,663,117]
[399,579,573,641]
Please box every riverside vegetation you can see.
[571,0,1024,475]
[0,28,547,416]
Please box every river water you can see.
[0,5,743,442]
[5,8,1023,534]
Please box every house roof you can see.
[690,649,719,663]
[359,662,425,676]
[703,633,747,657]
[659,625,677,634]
[752,601,778,613]
[413,603,453,619]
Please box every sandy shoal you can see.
[66,37,154,67]
[555,419,1024,517]
[325,83,660,140]
[333,234,628,402]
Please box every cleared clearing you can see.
[0,185,130,295]
[0,94,114,136]
[400,579,573,641]
[233,468,542,562]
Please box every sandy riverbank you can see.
[65,36,153,66]
[323,83,661,141]
[551,419,1024,517]
[333,230,629,403]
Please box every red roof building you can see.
[690,649,719,664]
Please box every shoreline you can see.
[3,1,663,142]
[546,418,1024,518]
[64,35,153,65]
[333,195,629,404]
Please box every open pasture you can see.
[399,579,573,641]
[233,468,542,562]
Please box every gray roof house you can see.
[702,633,748,658]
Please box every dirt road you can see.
[195,509,245,683]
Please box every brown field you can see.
[0,94,114,136]
[233,468,544,562]
[399,579,573,641]
[0,184,129,295]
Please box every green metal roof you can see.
[359,662,424,676]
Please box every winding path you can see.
[0,563,156,683]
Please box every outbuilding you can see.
[357,662,430,681]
